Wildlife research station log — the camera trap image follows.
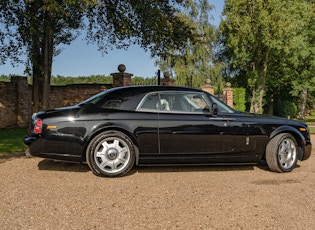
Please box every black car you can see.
[24,85,312,177]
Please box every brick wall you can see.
[0,80,19,128]
[50,84,111,108]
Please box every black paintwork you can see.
[24,85,312,164]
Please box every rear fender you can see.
[83,123,138,161]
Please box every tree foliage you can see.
[0,0,198,112]
[155,0,219,88]
[220,0,315,116]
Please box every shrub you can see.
[276,100,297,118]
[233,88,246,112]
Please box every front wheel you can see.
[86,131,135,177]
[266,133,298,173]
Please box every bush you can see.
[276,100,297,118]
[233,88,246,112]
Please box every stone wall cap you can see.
[110,72,134,77]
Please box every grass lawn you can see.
[0,128,27,154]
[303,115,315,134]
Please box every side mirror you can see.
[212,103,218,116]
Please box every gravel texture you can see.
[1,136,315,230]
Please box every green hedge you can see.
[233,88,246,112]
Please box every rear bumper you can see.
[24,136,38,146]
[23,135,41,157]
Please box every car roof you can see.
[110,85,203,94]
[98,85,204,111]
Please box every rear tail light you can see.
[33,118,43,134]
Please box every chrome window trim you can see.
[136,91,210,114]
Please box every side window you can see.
[138,93,159,110]
[159,92,208,113]
[138,93,172,111]
[138,91,209,113]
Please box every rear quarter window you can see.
[96,90,145,111]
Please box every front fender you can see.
[270,125,305,142]
[270,125,307,160]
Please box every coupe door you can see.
[156,92,236,163]
[158,113,235,154]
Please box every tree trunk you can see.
[30,0,43,113]
[249,58,268,114]
[250,84,265,114]
[31,3,54,113]
[42,11,54,110]
[296,88,307,119]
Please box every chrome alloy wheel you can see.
[277,137,297,170]
[94,137,131,174]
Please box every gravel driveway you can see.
[1,136,315,230]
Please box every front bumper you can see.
[303,142,312,161]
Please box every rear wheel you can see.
[266,133,298,172]
[86,131,135,177]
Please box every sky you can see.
[0,1,224,78]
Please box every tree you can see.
[220,0,314,115]
[1,0,88,112]
[0,0,197,112]
[288,1,315,119]
[155,0,218,88]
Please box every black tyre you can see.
[266,133,298,173]
[86,131,135,177]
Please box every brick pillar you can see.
[11,76,30,128]
[111,64,133,87]
[201,79,214,95]
[160,72,174,86]
[223,82,233,108]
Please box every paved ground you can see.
[0,137,314,229]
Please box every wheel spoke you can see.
[116,156,127,165]
[96,150,105,158]
[112,149,128,169]
[102,141,111,150]
[112,159,123,169]
[118,146,128,157]
[280,157,289,167]
[100,159,114,170]
[113,139,120,149]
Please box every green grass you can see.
[303,115,315,134]
[0,129,27,154]
[304,113,315,122]
[307,124,315,134]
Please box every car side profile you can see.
[24,85,312,177]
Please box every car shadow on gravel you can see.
[36,158,258,175]
[35,160,302,177]
[38,159,90,173]
[133,160,302,174]
[132,164,257,175]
